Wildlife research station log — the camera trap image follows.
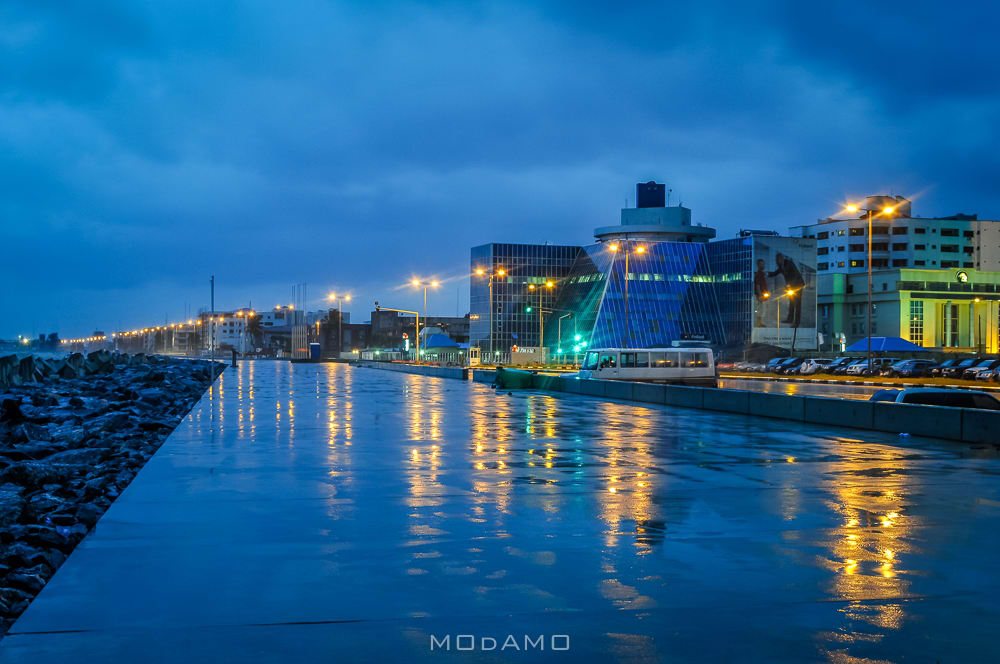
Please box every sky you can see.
[3,0,999,338]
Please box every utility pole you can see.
[210,275,215,366]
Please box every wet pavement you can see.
[719,378,884,400]
[3,361,1000,663]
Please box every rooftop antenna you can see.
[668,188,673,206]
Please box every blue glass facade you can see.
[470,243,579,355]
[551,237,753,351]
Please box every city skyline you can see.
[4,1,1000,337]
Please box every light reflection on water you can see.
[175,361,995,661]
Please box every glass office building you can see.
[470,183,815,358]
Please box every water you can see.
[3,361,999,663]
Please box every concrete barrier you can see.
[804,397,875,430]
[632,382,667,405]
[356,362,468,380]
[748,392,805,421]
[604,381,635,401]
[872,402,963,438]
[703,388,749,414]
[556,376,583,394]
[580,379,608,398]
[663,385,705,409]
[960,409,1000,444]
[472,369,497,384]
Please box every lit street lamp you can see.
[608,242,645,348]
[327,292,352,358]
[527,280,555,356]
[844,203,895,374]
[474,267,505,361]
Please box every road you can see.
[3,362,999,662]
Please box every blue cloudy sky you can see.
[3,1,998,337]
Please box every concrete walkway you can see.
[2,361,999,662]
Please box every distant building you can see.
[791,196,1000,351]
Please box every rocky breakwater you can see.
[0,351,223,633]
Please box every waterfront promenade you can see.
[2,362,999,662]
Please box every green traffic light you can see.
[525,306,532,313]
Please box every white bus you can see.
[577,347,717,387]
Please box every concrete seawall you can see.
[356,361,469,380]
[472,368,998,445]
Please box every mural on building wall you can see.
[751,237,817,348]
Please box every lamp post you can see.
[557,313,572,363]
[845,203,894,374]
[474,267,505,362]
[327,293,352,358]
[527,281,554,359]
[608,242,645,348]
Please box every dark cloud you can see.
[2,0,998,336]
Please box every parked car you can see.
[940,358,979,379]
[977,368,1000,383]
[835,359,867,376]
[882,359,937,378]
[799,358,834,375]
[776,357,804,374]
[824,357,856,374]
[927,359,963,378]
[846,358,899,376]
[763,357,787,374]
[962,359,1000,381]
[869,388,1000,410]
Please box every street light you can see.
[844,202,895,374]
[474,267,506,362]
[526,280,555,356]
[327,292,352,358]
[411,279,439,318]
[608,241,645,348]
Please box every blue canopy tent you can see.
[844,336,928,353]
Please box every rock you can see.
[1,462,81,490]
[0,484,24,526]
[75,503,104,527]
[26,491,65,516]
[6,570,46,594]
[137,388,165,405]
[43,448,107,466]
[0,399,23,424]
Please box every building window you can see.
[817,231,829,240]
[892,243,907,251]
[838,246,845,252]
[849,228,865,236]
[838,261,845,268]
[941,228,959,236]
[915,227,926,234]
[817,247,829,255]
[963,262,974,268]
[817,262,829,270]
[871,242,889,251]
[892,259,908,267]
[892,227,908,235]
[849,243,865,252]
[872,226,889,235]
[850,259,864,268]
[941,260,959,268]
[871,258,889,267]
[914,244,926,250]
[837,229,846,236]
[914,260,925,266]
[963,230,975,238]
[909,300,923,345]
[941,245,959,253]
